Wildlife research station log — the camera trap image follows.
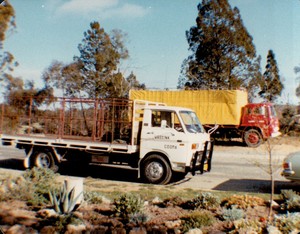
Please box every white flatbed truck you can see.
[0,97,213,184]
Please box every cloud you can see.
[53,0,149,19]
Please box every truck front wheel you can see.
[141,155,172,185]
[244,129,262,148]
[30,150,58,172]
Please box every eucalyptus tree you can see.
[0,1,18,85]
[179,0,261,98]
[294,65,300,99]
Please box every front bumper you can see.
[190,140,214,176]
[281,169,295,177]
[271,131,281,138]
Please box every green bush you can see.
[0,167,58,206]
[181,210,216,233]
[182,192,220,210]
[113,193,144,220]
[83,191,103,204]
[280,190,300,211]
[129,212,149,225]
[222,206,245,221]
[231,219,263,234]
[272,212,300,233]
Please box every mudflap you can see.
[191,140,214,176]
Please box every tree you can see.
[294,65,300,99]
[3,76,54,113]
[179,0,260,97]
[259,50,284,102]
[43,22,145,99]
[74,22,129,98]
[42,60,82,97]
[0,1,18,85]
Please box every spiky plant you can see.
[49,180,82,214]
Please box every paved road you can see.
[0,143,299,193]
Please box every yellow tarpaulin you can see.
[129,90,248,125]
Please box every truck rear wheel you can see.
[31,150,58,172]
[141,155,172,185]
[244,129,262,148]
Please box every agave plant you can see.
[49,180,82,214]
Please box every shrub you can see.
[129,212,150,225]
[113,193,143,220]
[222,195,265,210]
[280,190,300,211]
[159,196,184,207]
[182,192,220,210]
[272,212,300,233]
[0,167,58,206]
[181,210,216,233]
[83,191,103,204]
[221,206,245,221]
[231,219,263,233]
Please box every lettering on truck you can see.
[154,135,170,140]
[164,145,177,149]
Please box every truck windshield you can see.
[179,111,205,133]
[270,105,277,117]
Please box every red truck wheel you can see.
[141,154,172,185]
[244,129,262,148]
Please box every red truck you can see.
[129,90,281,147]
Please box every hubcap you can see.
[37,153,51,168]
[145,162,163,180]
[248,133,259,144]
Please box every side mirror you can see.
[161,120,167,129]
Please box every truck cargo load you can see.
[130,90,248,126]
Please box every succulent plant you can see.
[49,180,82,214]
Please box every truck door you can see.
[140,110,187,163]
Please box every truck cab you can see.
[137,104,213,184]
[241,103,281,147]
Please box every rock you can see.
[37,209,58,218]
[186,228,203,234]
[165,220,181,229]
[268,200,280,209]
[6,225,38,234]
[66,224,86,234]
[152,196,162,204]
[129,227,147,234]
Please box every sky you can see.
[3,0,300,104]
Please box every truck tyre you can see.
[141,154,172,185]
[31,150,58,172]
[244,129,262,148]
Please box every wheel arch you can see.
[27,145,61,168]
[241,126,265,139]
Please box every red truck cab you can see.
[241,103,281,147]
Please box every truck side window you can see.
[253,106,266,116]
[151,110,182,131]
[152,111,162,127]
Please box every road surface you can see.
[0,142,299,193]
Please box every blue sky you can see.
[3,0,300,104]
